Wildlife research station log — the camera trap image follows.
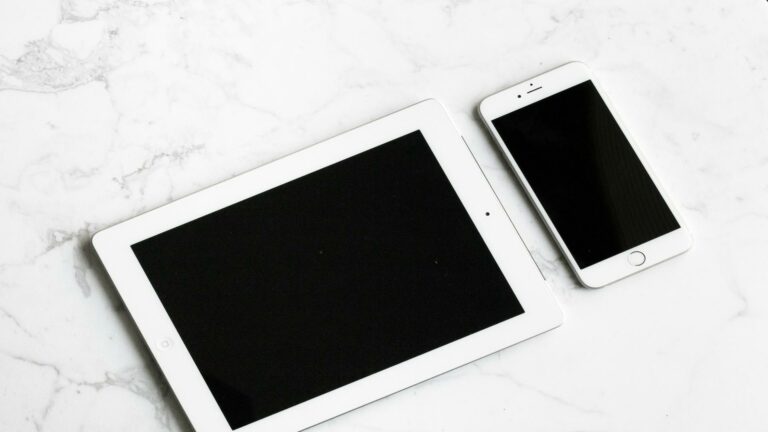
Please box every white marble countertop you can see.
[2,0,767,431]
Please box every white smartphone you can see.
[479,62,691,288]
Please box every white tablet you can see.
[93,99,562,432]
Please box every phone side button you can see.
[628,251,646,266]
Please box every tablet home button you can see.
[628,251,646,266]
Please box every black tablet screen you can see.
[131,130,523,429]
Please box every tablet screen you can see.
[132,130,524,429]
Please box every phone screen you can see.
[492,80,679,269]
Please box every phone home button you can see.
[628,251,646,266]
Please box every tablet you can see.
[93,99,562,432]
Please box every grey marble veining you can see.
[1,0,767,431]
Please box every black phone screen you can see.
[131,130,524,429]
[492,81,679,268]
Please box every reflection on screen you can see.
[132,131,523,429]
[492,81,679,268]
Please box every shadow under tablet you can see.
[131,130,524,429]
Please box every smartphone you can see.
[478,62,691,288]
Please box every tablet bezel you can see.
[93,99,562,432]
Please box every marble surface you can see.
[1,0,767,431]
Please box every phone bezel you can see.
[478,62,691,288]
